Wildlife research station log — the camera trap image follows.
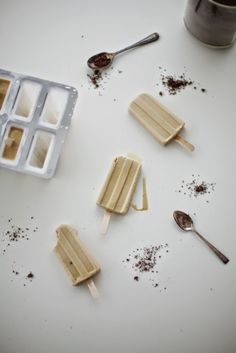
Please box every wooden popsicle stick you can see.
[100,210,112,235]
[86,278,99,299]
[174,135,195,152]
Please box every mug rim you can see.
[209,0,236,9]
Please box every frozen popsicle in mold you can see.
[54,225,100,298]
[97,155,141,234]
[40,86,69,125]
[14,80,41,119]
[129,93,194,151]
[0,79,10,110]
[28,131,54,169]
[2,126,24,160]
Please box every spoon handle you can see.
[193,230,229,264]
[113,32,159,56]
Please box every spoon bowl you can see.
[173,210,193,231]
[87,52,114,70]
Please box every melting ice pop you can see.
[54,225,100,298]
[97,155,141,234]
[129,93,194,151]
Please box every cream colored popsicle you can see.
[129,93,194,151]
[0,79,10,110]
[29,131,53,169]
[97,155,141,233]
[54,225,100,298]
[2,127,24,160]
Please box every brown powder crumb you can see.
[26,272,34,280]
[159,91,163,96]
[195,184,207,194]
[87,70,102,89]
[134,276,139,281]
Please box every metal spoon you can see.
[87,32,160,70]
[173,210,229,264]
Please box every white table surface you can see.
[0,1,236,353]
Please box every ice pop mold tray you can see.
[0,69,78,178]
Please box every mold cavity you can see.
[0,78,11,110]
[41,87,69,125]
[14,80,41,119]
[28,131,54,169]
[2,126,24,161]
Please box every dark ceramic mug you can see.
[184,0,236,47]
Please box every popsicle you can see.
[2,127,24,160]
[0,79,10,110]
[97,155,141,233]
[129,93,194,151]
[54,225,100,298]
[29,131,53,169]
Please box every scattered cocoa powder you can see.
[10,262,35,286]
[86,66,123,96]
[122,244,169,290]
[176,174,216,202]
[157,67,207,95]
[161,74,193,95]
[87,70,102,89]
[1,217,39,254]
[134,246,160,272]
